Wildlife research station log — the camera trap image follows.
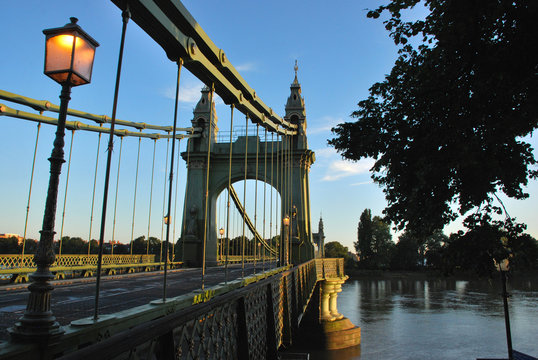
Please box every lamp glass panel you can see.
[72,36,95,83]
[45,34,75,73]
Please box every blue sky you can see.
[1,1,536,252]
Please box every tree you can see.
[356,209,394,269]
[58,236,86,254]
[370,216,394,269]
[324,241,349,259]
[390,231,420,270]
[356,209,373,261]
[424,230,448,268]
[0,237,20,254]
[131,236,147,254]
[329,0,538,237]
[508,233,538,271]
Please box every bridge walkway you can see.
[0,263,275,342]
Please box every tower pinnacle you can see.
[294,60,298,84]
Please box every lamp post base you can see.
[8,270,65,342]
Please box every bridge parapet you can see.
[315,258,345,280]
[0,254,156,269]
[0,259,345,359]
[0,254,164,283]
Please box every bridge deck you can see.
[0,263,274,342]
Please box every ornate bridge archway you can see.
[180,73,316,267]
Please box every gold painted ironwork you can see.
[1,258,346,359]
[0,254,155,271]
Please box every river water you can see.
[309,274,537,360]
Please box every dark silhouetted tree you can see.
[330,0,538,238]
[356,209,373,262]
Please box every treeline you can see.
[0,234,282,260]
[344,209,538,276]
[0,236,174,261]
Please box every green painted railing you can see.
[0,258,347,360]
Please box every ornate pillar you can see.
[328,280,344,320]
[319,274,361,350]
[320,282,333,321]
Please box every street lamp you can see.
[283,215,290,266]
[219,227,225,260]
[10,18,98,342]
[498,258,513,360]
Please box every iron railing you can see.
[0,258,346,360]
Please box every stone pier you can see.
[319,275,361,350]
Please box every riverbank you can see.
[345,268,538,281]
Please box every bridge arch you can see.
[180,78,315,267]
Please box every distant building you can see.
[0,233,24,245]
[312,216,325,258]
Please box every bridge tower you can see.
[179,68,315,267]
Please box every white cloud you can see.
[351,180,373,186]
[235,62,256,72]
[313,147,337,159]
[314,146,374,182]
[309,116,346,135]
[322,159,374,181]
[162,81,223,104]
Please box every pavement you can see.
[0,262,277,342]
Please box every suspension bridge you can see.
[0,1,359,359]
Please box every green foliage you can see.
[58,236,86,254]
[22,239,38,254]
[324,241,349,260]
[330,0,538,236]
[390,231,421,270]
[356,209,394,269]
[0,237,20,254]
[423,215,537,275]
[508,234,538,271]
[132,236,147,254]
[356,209,373,260]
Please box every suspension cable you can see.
[21,122,41,264]
[201,83,215,290]
[164,59,183,300]
[181,135,192,261]
[58,129,75,256]
[94,5,130,321]
[288,135,293,264]
[270,131,274,267]
[241,114,249,278]
[253,124,259,273]
[130,133,142,255]
[146,139,157,256]
[276,134,280,265]
[159,135,170,256]
[110,136,124,253]
[224,104,234,282]
[283,135,287,265]
[172,137,181,261]
[87,127,102,256]
[262,127,267,271]
[300,153,306,263]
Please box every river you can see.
[308,274,537,360]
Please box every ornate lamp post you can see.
[10,18,98,342]
[219,227,225,261]
[498,259,513,360]
[283,215,290,266]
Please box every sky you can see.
[1,1,536,253]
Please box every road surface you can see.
[0,262,277,342]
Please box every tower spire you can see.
[293,59,299,84]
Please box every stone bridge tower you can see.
[179,68,315,267]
